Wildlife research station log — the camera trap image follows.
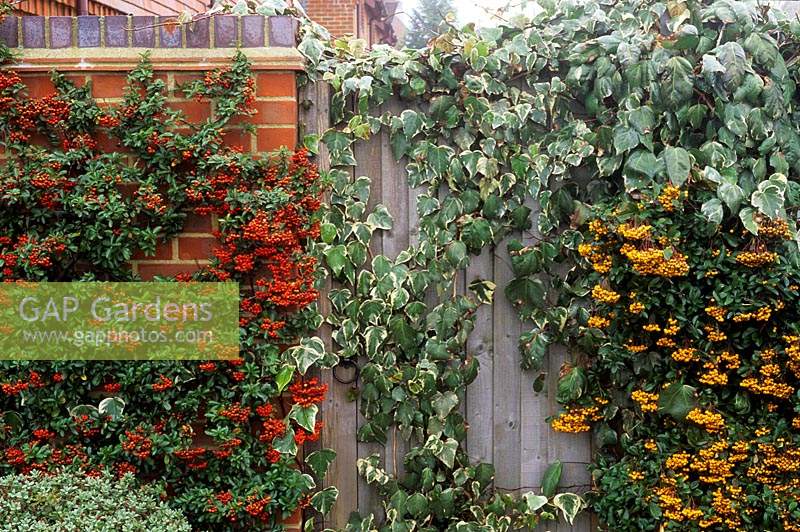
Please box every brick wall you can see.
[304,0,357,37]
[0,14,301,292]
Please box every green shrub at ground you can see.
[0,470,191,532]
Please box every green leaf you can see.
[275,365,294,393]
[505,278,546,312]
[310,487,339,514]
[553,493,586,525]
[98,397,125,421]
[701,198,723,224]
[445,240,468,267]
[662,146,691,186]
[366,204,393,230]
[751,179,785,219]
[320,223,338,244]
[556,367,586,403]
[468,279,496,304]
[541,460,563,498]
[306,449,337,478]
[288,404,318,432]
[613,126,639,154]
[625,150,658,179]
[401,109,423,138]
[740,207,758,234]
[658,383,697,421]
[273,427,298,455]
[286,337,327,374]
[298,36,324,65]
[716,179,743,211]
[523,493,549,513]
[364,325,387,358]
[325,245,348,276]
[407,492,429,518]
[431,391,459,420]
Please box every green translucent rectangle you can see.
[0,282,239,360]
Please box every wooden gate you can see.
[301,82,593,532]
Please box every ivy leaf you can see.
[461,217,493,252]
[407,492,429,518]
[324,245,348,276]
[310,487,339,514]
[286,337,327,374]
[364,325,387,358]
[401,110,423,138]
[366,204,393,230]
[701,198,723,224]
[445,240,468,267]
[541,460,563,497]
[320,223,338,244]
[431,391,459,420]
[553,493,586,525]
[717,181,744,211]
[275,365,294,393]
[740,207,758,235]
[306,449,337,479]
[523,493,549,513]
[98,397,125,421]
[468,279,496,304]
[658,383,697,420]
[613,126,639,154]
[437,438,458,469]
[273,427,298,455]
[751,180,785,219]
[288,404,318,432]
[298,36,324,65]
[625,150,659,179]
[662,146,691,186]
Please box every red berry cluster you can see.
[289,378,328,407]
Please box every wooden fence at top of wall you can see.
[300,82,593,532]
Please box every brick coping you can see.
[0,15,303,71]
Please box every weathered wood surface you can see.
[301,84,593,531]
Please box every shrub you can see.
[0,470,190,532]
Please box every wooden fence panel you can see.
[301,85,593,531]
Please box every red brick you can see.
[253,100,296,124]
[231,100,296,127]
[22,74,86,99]
[256,127,297,152]
[178,236,217,260]
[133,239,174,260]
[256,72,296,97]
[172,73,203,96]
[136,263,201,280]
[222,128,253,152]
[91,74,128,98]
[182,212,214,232]
[283,508,302,527]
[96,132,128,154]
[169,101,212,124]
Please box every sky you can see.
[397,0,539,26]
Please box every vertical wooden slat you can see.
[492,238,522,492]
[302,82,359,529]
[353,108,385,520]
[465,249,493,464]
[547,342,593,532]
[381,100,410,480]
[520,203,550,497]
